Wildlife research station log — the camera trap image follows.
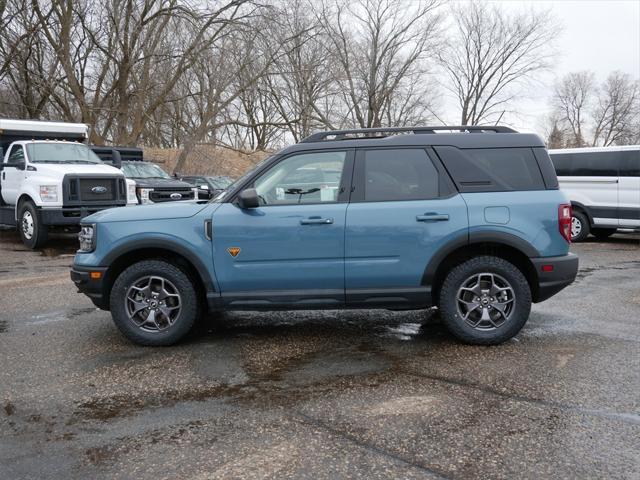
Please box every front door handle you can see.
[416,213,449,222]
[300,216,333,225]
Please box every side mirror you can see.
[111,149,122,169]
[237,188,260,209]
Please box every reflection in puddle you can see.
[381,322,422,341]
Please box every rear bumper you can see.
[70,265,108,309]
[41,205,124,226]
[531,253,579,302]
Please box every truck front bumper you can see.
[531,253,579,302]
[40,205,124,226]
[70,265,109,309]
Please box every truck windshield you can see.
[26,143,102,164]
[122,162,171,179]
[207,176,234,189]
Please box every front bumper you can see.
[70,265,108,309]
[531,253,579,302]
[41,205,125,226]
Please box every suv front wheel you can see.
[110,260,198,346]
[438,256,532,345]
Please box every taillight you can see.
[559,204,572,243]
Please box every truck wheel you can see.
[591,228,616,240]
[570,211,590,242]
[18,201,48,249]
[438,256,532,345]
[110,260,198,346]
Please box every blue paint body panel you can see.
[210,202,347,294]
[463,190,570,257]
[345,195,469,290]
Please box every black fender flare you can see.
[102,238,215,293]
[421,231,539,286]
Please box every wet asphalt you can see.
[0,228,639,479]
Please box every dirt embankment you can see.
[143,145,271,178]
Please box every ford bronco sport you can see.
[71,126,579,346]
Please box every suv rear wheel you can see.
[110,260,198,346]
[438,256,532,345]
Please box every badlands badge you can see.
[227,247,241,258]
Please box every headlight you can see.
[127,182,136,203]
[136,187,154,204]
[78,224,96,252]
[39,185,58,202]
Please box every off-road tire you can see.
[17,201,48,249]
[438,256,532,345]
[110,259,198,346]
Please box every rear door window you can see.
[359,148,440,202]
[435,146,545,192]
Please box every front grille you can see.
[150,188,194,203]
[63,175,126,206]
[79,178,116,201]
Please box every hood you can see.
[31,163,124,176]
[85,201,211,223]
[131,178,193,189]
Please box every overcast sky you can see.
[442,0,640,133]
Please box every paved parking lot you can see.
[1,228,639,479]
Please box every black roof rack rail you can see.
[299,125,518,143]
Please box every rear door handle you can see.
[416,213,449,222]
[300,217,333,225]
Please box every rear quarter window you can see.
[435,146,545,192]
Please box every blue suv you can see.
[71,126,579,346]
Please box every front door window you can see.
[254,151,346,205]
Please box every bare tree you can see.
[552,71,595,147]
[591,71,639,146]
[440,1,559,126]
[317,0,442,129]
[30,0,258,145]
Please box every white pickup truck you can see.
[0,119,137,248]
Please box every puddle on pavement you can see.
[0,319,7,333]
[380,322,423,341]
[26,307,98,326]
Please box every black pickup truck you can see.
[91,146,197,204]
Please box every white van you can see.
[549,146,639,241]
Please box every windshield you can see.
[122,162,171,179]
[207,176,234,189]
[26,143,102,164]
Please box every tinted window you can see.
[361,149,439,202]
[436,147,545,192]
[254,151,346,205]
[616,150,640,177]
[550,151,619,176]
